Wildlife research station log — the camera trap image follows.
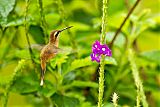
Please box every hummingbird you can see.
[40,26,73,86]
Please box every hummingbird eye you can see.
[54,31,60,38]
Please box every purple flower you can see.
[90,40,112,63]
[100,44,112,56]
[90,53,101,62]
[92,40,101,54]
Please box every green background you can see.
[0,0,159,107]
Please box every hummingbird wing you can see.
[51,46,77,55]
[31,44,45,51]
[31,44,77,55]
[49,45,63,54]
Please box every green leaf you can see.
[140,50,160,64]
[63,80,98,90]
[38,80,56,97]
[67,56,93,72]
[117,85,136,100]
[50,54,69,68]
[137,9,151,21]
[28,25,45,44]
[80,102,93,107]
[5,17,25,27]
[105,57,117,65]
[70,80,98,88]
[103,103,115,107]
[0,0,15,24]
[72,9,94,25]
[12,76,39,94]
[45,13,61,29]
[14,49,30,59]
[144,82,160,92]
[106,32,126,48]
[51,93,79,107]
[11,69,39,94]
[0,75,10,87]
[63,72,76,85]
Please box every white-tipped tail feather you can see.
[40,79,43,86]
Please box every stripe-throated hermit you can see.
[40,26,73,86]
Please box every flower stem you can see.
[56,0,77,49]
[100,0,108,44]
[128,49,148,107]
[109,0,141,48]
[37,0,48,43]
[98,0,108,107]
[24,0,34,63]
[98,56,105,107]
[2,60,25,107]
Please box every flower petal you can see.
[90,53,96,61]
[90,53,101,63]
[92,40,102,54]
[100,44,112,56]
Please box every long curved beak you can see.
[60,26,73,32]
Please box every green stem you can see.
[98,56,105,107]
[24,0,34,63]
[98,0,108,107]
[0,28,16,60]
[3,60,25,107]
[100,0,107,44]
[109,0,141,48]
[56,0,76,49]
[0,27,7,43]
[58,63,62,75]
[37,0,48,43]
[128,49,148,107]
[136,89,141,107]
[127,14,148,106]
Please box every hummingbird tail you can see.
[40,60,46,86]
[40,78,44,86]
[40,68,45,86]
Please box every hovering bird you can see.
[40,26,73,86]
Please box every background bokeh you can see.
[0,0,159,106]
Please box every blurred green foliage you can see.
[0,0,159,107]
